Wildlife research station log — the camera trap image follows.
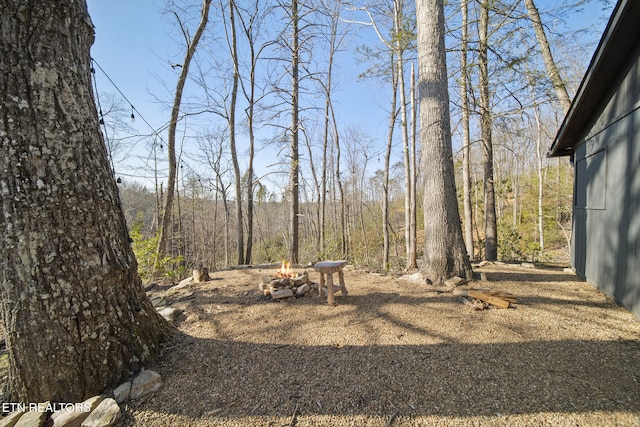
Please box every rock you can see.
[399,272,425,284]
[173,277,193,290]
[169,301,192,313]
[80,398,120,427]
[295,283,310,296]
[52,396,104,427]
[444,276,467,288]
[15,410,47,427]
[271,288,294,299]
[521,262,536,269]
[156,307,180,323]
[0,410,25,427]
[143,282,157,291]
[149,295,166,308]
[113,370,163,404]
[172,291,195,303]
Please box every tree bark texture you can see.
[416,0,473,283]
[0,0,171,402]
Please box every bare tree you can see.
[523,0,572,114]
[157,0,212,265]
[478,0,498,261]
[459,0,475,260]
[382,52,399,270]
[222,0,246,265]
[0,0,170,402]
[289,0,301,263]
[349,0,415,269]
[317,0,348,257]
[235,0,277,264]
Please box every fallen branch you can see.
[453,289,515,309]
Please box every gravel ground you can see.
[123,263,639,425]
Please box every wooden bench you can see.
[314,260,348,305]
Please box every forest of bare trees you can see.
[100,0,611,278]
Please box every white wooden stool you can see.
[314,260,348,305]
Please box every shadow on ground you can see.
[125,265,640,425]
[129,334,640,420]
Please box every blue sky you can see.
[86,0,614,190]
[87,0,389,189]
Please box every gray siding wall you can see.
[572,43,640,318]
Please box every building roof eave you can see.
[549,0,640,157]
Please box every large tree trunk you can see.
[479,0,498,261]
[0,0,170,402]
[417,0,473,283]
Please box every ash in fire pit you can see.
[258,262,317,300]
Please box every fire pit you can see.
[258,262,316,300]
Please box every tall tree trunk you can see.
[523,0,572,114]
[245,132,255,264]
[460,0,474,260]
[0,0,170,402]
[382,53,398,270]
[395,0,415,270]
[227,0,245,265]
[157,0,212,264]
[410,62,418,269]
[288,0,300,264]
[479,0,498,261]
[335,133,347,259]
[417,0,473,283]
[534,107,545,254]
[319,0,342,258]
